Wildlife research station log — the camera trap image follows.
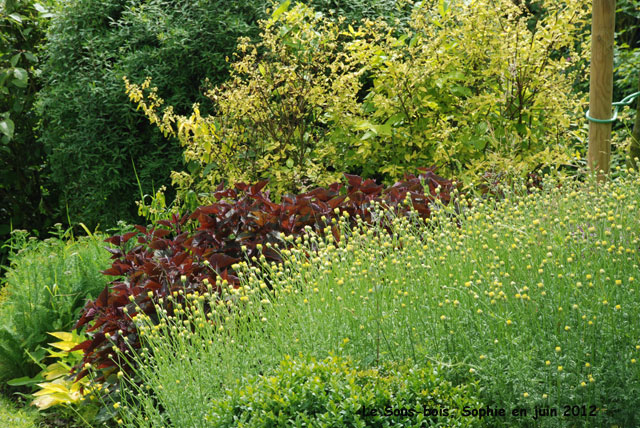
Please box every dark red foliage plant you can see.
[72,167,453,382]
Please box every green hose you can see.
[586,90,640,123]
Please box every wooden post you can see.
[587,0,616,178]
[629,72,640,167]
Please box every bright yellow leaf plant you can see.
[31,331,99,419]
[125,0,590,209]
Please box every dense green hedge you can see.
[614,0,639,98]
[0,0,56,271]
[36,0,263,228]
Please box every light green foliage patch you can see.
[0,228,111,382]
[0,395,38,428]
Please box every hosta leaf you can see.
[48,331,73,342]
[32,394,61,410]
[48,340,79,352]
[42,363,70,380]
[32,378,83,409]
[34,380,72,395]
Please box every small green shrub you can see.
[0,228,111,383]
[206,354,483,428]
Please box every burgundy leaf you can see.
[122,231,138,243]
[327,195,346,209]
[152,229,171,239]
[250,180,269,194]
[208,254,240,270]
[104,236,121,246]
[344,173,362,188]
[234,182,249,192]
[70,339,92,353]
[148,239,168,250]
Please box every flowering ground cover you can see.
[105,169,640,428]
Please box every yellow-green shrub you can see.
[124,1,357,203]
[126,0,589,206]
[331,0,590,183]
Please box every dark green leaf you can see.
[12,67,28,86]
[11,78,28,88]
[450,85,472,97]
[7,375,43,386]
[202,162,217,177]
[10,53,21,67]
[24,51,37,62]
[0,118,15,139]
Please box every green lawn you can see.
[0,394,38,428]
